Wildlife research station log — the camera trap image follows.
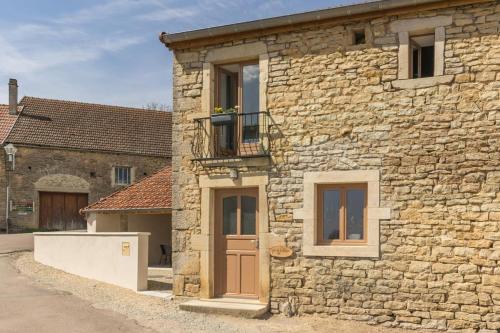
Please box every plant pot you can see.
[211,113,236,126]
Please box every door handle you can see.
[252,239,259,249]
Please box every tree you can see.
[143,102,171,112]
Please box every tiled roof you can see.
[0,105,19,144]
[82,166,171,212]
[6,97,172,157]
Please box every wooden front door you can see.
[39,192,88,230]
[215,188,259,298]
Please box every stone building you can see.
[160,0,499,330]
[0,80,171,232]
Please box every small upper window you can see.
[353,30,366,45]
[114,166,131,185]
[410,34,435,78]
[317,184,367,244]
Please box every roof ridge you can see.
[20,96,172,115]
[82,166,171,212]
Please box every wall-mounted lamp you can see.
[4,143,17,171]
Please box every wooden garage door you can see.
[39,192,88,231]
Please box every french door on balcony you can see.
[214,61,260,157]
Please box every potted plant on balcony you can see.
[211,106,237,126]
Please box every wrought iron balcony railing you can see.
[192,112,271,162]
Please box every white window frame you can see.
[293,170,390,258]
[113,166,132,186]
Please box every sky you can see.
[0,0,359,108]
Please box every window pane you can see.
[115,167,131,185]
[125,168,130,184]
[242,64,259,143]
[346,189,365,240]
[412,48,419,79]
[241,196,256,235]
[219,71,237,110]
[216,124,235,155]
[242,113,259,143]
[354,30,365,45]
[323,190,340,240]
[223,196,237,235]
[420,45,434,78]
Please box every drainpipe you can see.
[5,184,9,234]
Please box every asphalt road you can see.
[0,233,34,254]
[0,254,154,333]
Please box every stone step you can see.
[179,298,268,319]
[138,290,173,300]
[148,266,172,278]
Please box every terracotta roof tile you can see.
[82,166,171,212]
[0,105,19,144]
[6,97,171,157]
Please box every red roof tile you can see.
[82,166,172,212]
[0,105,19,144]
[7,97,171,157]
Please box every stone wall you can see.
[171,1,499,331]
[0,146,169,230]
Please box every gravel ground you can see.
[13,252,433,333]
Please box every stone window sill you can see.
[392,75,453,89]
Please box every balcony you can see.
[192,112,271,163]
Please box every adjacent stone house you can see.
[0,80,172,232]
[160,0,499,330]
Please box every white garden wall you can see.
[34,232,149,291]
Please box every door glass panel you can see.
[223,196,237,235]
[346,189,365,240]
[242,64,259,143]
[323,190,340,240]
[241,196,256,235]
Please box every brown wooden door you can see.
[215,188,259,298]
[39,192,88,230]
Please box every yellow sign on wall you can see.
[122,242,130,256]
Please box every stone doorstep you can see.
[179,298,269,319]
[138,290,173,300]
[148,266,172,278]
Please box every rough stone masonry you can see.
[170,1,500,331]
